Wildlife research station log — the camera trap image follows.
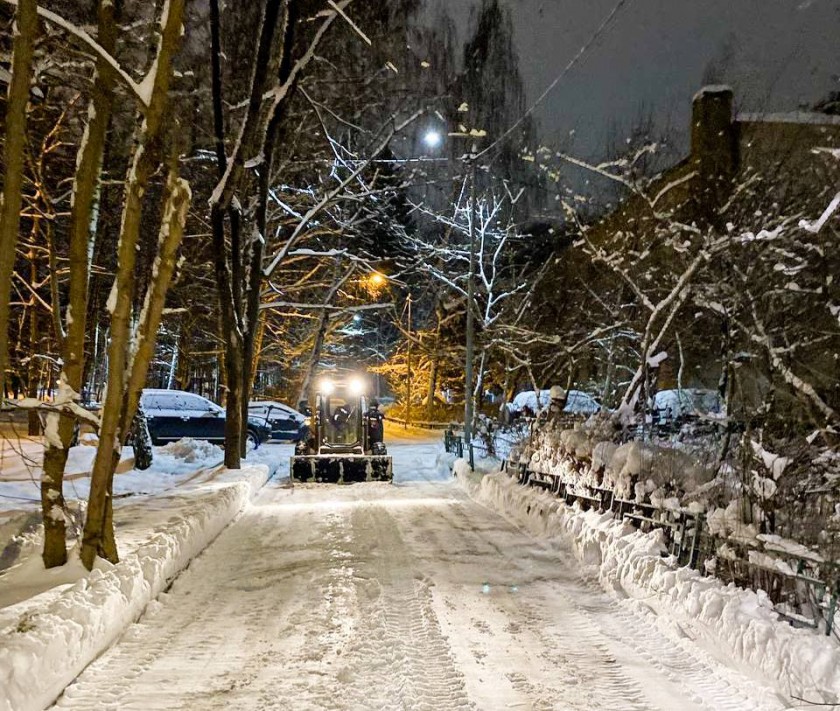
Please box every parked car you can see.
[506,389,602,417]
[564,390,602,414]
[140,389,271,447]
[652,388,723,427]
[247,401,308,442]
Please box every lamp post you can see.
[422,128,480,446]
[406,293,412,429]
[464,148,477,447]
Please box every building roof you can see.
[737,111,840,127]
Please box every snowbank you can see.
[453,462,840,705]
[0,463,273,711]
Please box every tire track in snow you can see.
[417,502,670,710]
[495,591,652,711]
[574,586,788,711]
[337,503,473,710]
[51,507,337,710]
[409,499,777,711]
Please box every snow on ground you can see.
[0,436,234,612]
[34,432,800,711]
[0,437,230,515]
[0,439,287,711]
[456,461,840,706]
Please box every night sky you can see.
[418,0,840,159]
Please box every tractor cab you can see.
[291,375,392,483]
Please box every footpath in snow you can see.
[9,431,812,711]
[0,439,287,711]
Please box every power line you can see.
[476,0,635,162]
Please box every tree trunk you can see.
[294,265,355,407]
[83,170,190,568]
[426,356,438,416]
[81,0,186,570]
[425,305,441,417]
[41,0,118,569]
[0,0,37,396]
[167,327,180,389]
[26,248,41,436]
[208,0,290,465]
[212,208,245,469]
[474,348,487,414]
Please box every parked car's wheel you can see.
[246,429,260,451]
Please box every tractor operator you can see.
[366,398,384,445]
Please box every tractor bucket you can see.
[290,454,393,483]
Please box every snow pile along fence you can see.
[0,463,273,711]
[452,461,840,705]
[476,413,839,638]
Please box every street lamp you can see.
[423,129,442,150]
[464,144,478,448]
[406,293,412,429]
[419,127,479,447]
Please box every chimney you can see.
[690,86,737,224]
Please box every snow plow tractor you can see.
[291,376,392,483]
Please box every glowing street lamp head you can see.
[423,129,442,149]
[319,378,335,396]
[369,272,386,288]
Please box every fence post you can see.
[688,513,704,570]
[469,441,475,470]
[826,591,838,637]
[674,514,688,563]
[456,437,463,458]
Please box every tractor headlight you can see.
[349,376,365,396]
[320,378,335,395]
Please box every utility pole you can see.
[464,148,477,446]
[406,293,412,429]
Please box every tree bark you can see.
[425,303,442,418]
[41,0,118,569]
[26,244,41,436]
[81,0,186,570]
[0,0,37,397]
[240,1,299,453]
[209,0,289,468]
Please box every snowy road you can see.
[52,436,787,710]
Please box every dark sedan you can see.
[247,401,308,442]
[140,389,271,447]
